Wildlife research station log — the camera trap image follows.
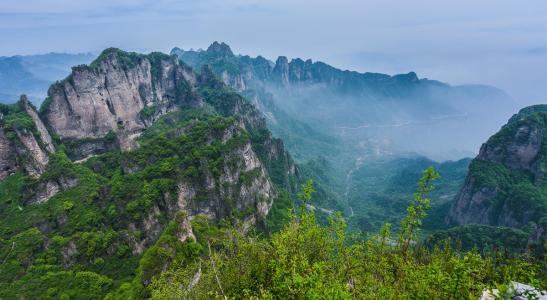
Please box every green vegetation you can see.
[425,224,532,254]
[0,101,38,141]
[0,84,302,298]
[149,170,544,299]
[2,47,545,298]
[87,48,145,70]
[463,109,547,228]
[343,157,470,234]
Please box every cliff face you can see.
[0,96,55,179]
[0,47,300,296]
[43,49,201,155]
[0,125,18,181]
[0,46,297,262]
[124,120,279,254]
[448,105,547,229]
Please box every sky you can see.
[1,0,546,104]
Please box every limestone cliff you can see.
[447,105,547,229]
[43,48,201,158]
[0,96,54,179]
[0,125,18,181]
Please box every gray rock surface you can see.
[44,49,201,154]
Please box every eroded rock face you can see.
[0,97,55,181]
[14,128,49,177]
[175,127,277,222]
[20,96,54,153]
[44,49,201,154]
[448,178,498,226]
[477,125,545,181]
[26,177,79,205]
[0,126,18,180]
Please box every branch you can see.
[208,240,227,300]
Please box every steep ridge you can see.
[444,105,547,252]
[171,42,517,161]
[0,48,298,298]
[447,105,547,228]
[0,96,55,179]
[172,42,426,96]
[42,49,201,158]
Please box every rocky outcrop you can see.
[13,126,49,177]
[206,41,234,57]
[43,49,201,157]
[447,105,547,229]
[0,125,18,180]
[25,177,79,205]
[0,96,55,180]
[271,56,289,85]
[20,95,54,153]
[175,128,277,221]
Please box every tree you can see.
[398,166,439,257]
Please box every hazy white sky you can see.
[1,0,546,104]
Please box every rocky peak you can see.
[447,105,547,229]
[206,41,234,57]
[171,46,183,54]
[392,72,419,83]
[272,56,289,84]
[42,48,201,158]
[508,104,547,123]
[20,95,55,153]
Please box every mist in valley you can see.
[263,76,518,162]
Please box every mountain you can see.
[0,53,95,104]
[171,42,518,234]
[0,45,542,299]
[442,105,547,253]
[0,48,297,298]
[171,42,517,160]
[447,105,547,228]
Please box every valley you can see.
[0,42,544,299]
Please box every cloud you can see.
[0,0,546,104]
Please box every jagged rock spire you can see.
[272,56,289,85]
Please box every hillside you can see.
[0,45,543,299]
[443,105,547,254]
[0,48,298,298]
[448,105,547,228]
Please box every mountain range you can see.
[171,42,518,160]
[0,52,95,103]
[0,43,544,298]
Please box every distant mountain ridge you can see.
[0,52,95,103]
[172,42,446,97]
[171,42,517,160]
